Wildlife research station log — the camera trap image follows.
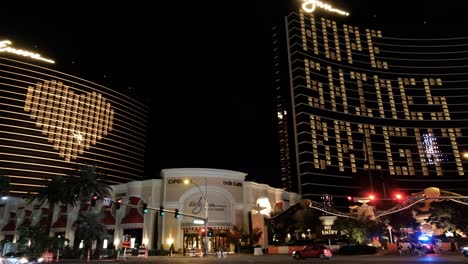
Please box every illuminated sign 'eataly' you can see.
[302,0,349,16]
[0,40,55,64]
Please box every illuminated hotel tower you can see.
[0,44,148,197]
[273,4,468,201]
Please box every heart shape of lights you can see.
[24,80,114,161]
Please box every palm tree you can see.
[0,169,10,197]
[74,211,108,259]
[17,225,49,254]
[26,177,76,234]
[68,164,112,254]
[26,164,112,254]
[69,164,112,204]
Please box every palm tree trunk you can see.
[47,204,55,237]
[94,238,102,259]
[85,239,93,259]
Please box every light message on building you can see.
[0,40,55,64]
[294,13,464,177]
[301,0,349,16]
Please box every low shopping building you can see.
[0,168,300,253]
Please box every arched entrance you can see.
[182,226,231,255]
[179,187,235,255]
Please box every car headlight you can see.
[38,257,44,262]
[292,251,296,254]
[462,246,468,251]
[19,257,29,264]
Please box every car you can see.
[288,239,343,252]
[461,245,468,257]
[292,244,332,260]
[2,251,44,264]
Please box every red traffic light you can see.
[115,198,122,209]
[394,193,403,200]
[347,196,352,201]
[91,194,98,207]
[368,194,375,200]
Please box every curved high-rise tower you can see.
[0,49,148,196]
[273,4,468,201]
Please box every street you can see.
[59,252,468,264]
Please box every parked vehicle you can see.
[288,238,343,252]
[461,245,468,257]
[292,245,332,260]
[2,252,44,264]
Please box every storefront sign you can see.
[208,202,227,212]
[0,40,55,63]
[302,0,349,16]
[193,219,205,224]
[169,178,243,187]
[188,196,227,215]
[223,180,242,187]
[189,197,204,214]
[321,225,339,236]
[167,178,186,184]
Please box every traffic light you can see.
[91,194,98,207]
[174,209,180,218]
[368,194,375,201]
[394,192,403,201]
[347,196,353,202]
[208,228,214,237]
[142,203,148,214]
[159,206,165,216]
[200,228,206,236]
[116,198,122,209]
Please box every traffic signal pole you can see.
[111,199,207,220]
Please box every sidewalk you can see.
[382,249,462,256]
[57,252,255,262]
[56,249,465,263]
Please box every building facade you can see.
[273,5,468,201]
[0,168,300,252]
[0,49,148,196]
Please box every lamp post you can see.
[387,225,393,244]
[184,178,208,257]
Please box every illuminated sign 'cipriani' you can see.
[0,40,55,64]
[302,0,349,16]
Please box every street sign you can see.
[103,197,111,206]
[122,235,131,249]
[318,225,340,239]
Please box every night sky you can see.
[0,1,466,188]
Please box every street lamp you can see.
[387,225,393,244]
[184,178,208,257]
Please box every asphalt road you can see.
[58,252,468,263]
